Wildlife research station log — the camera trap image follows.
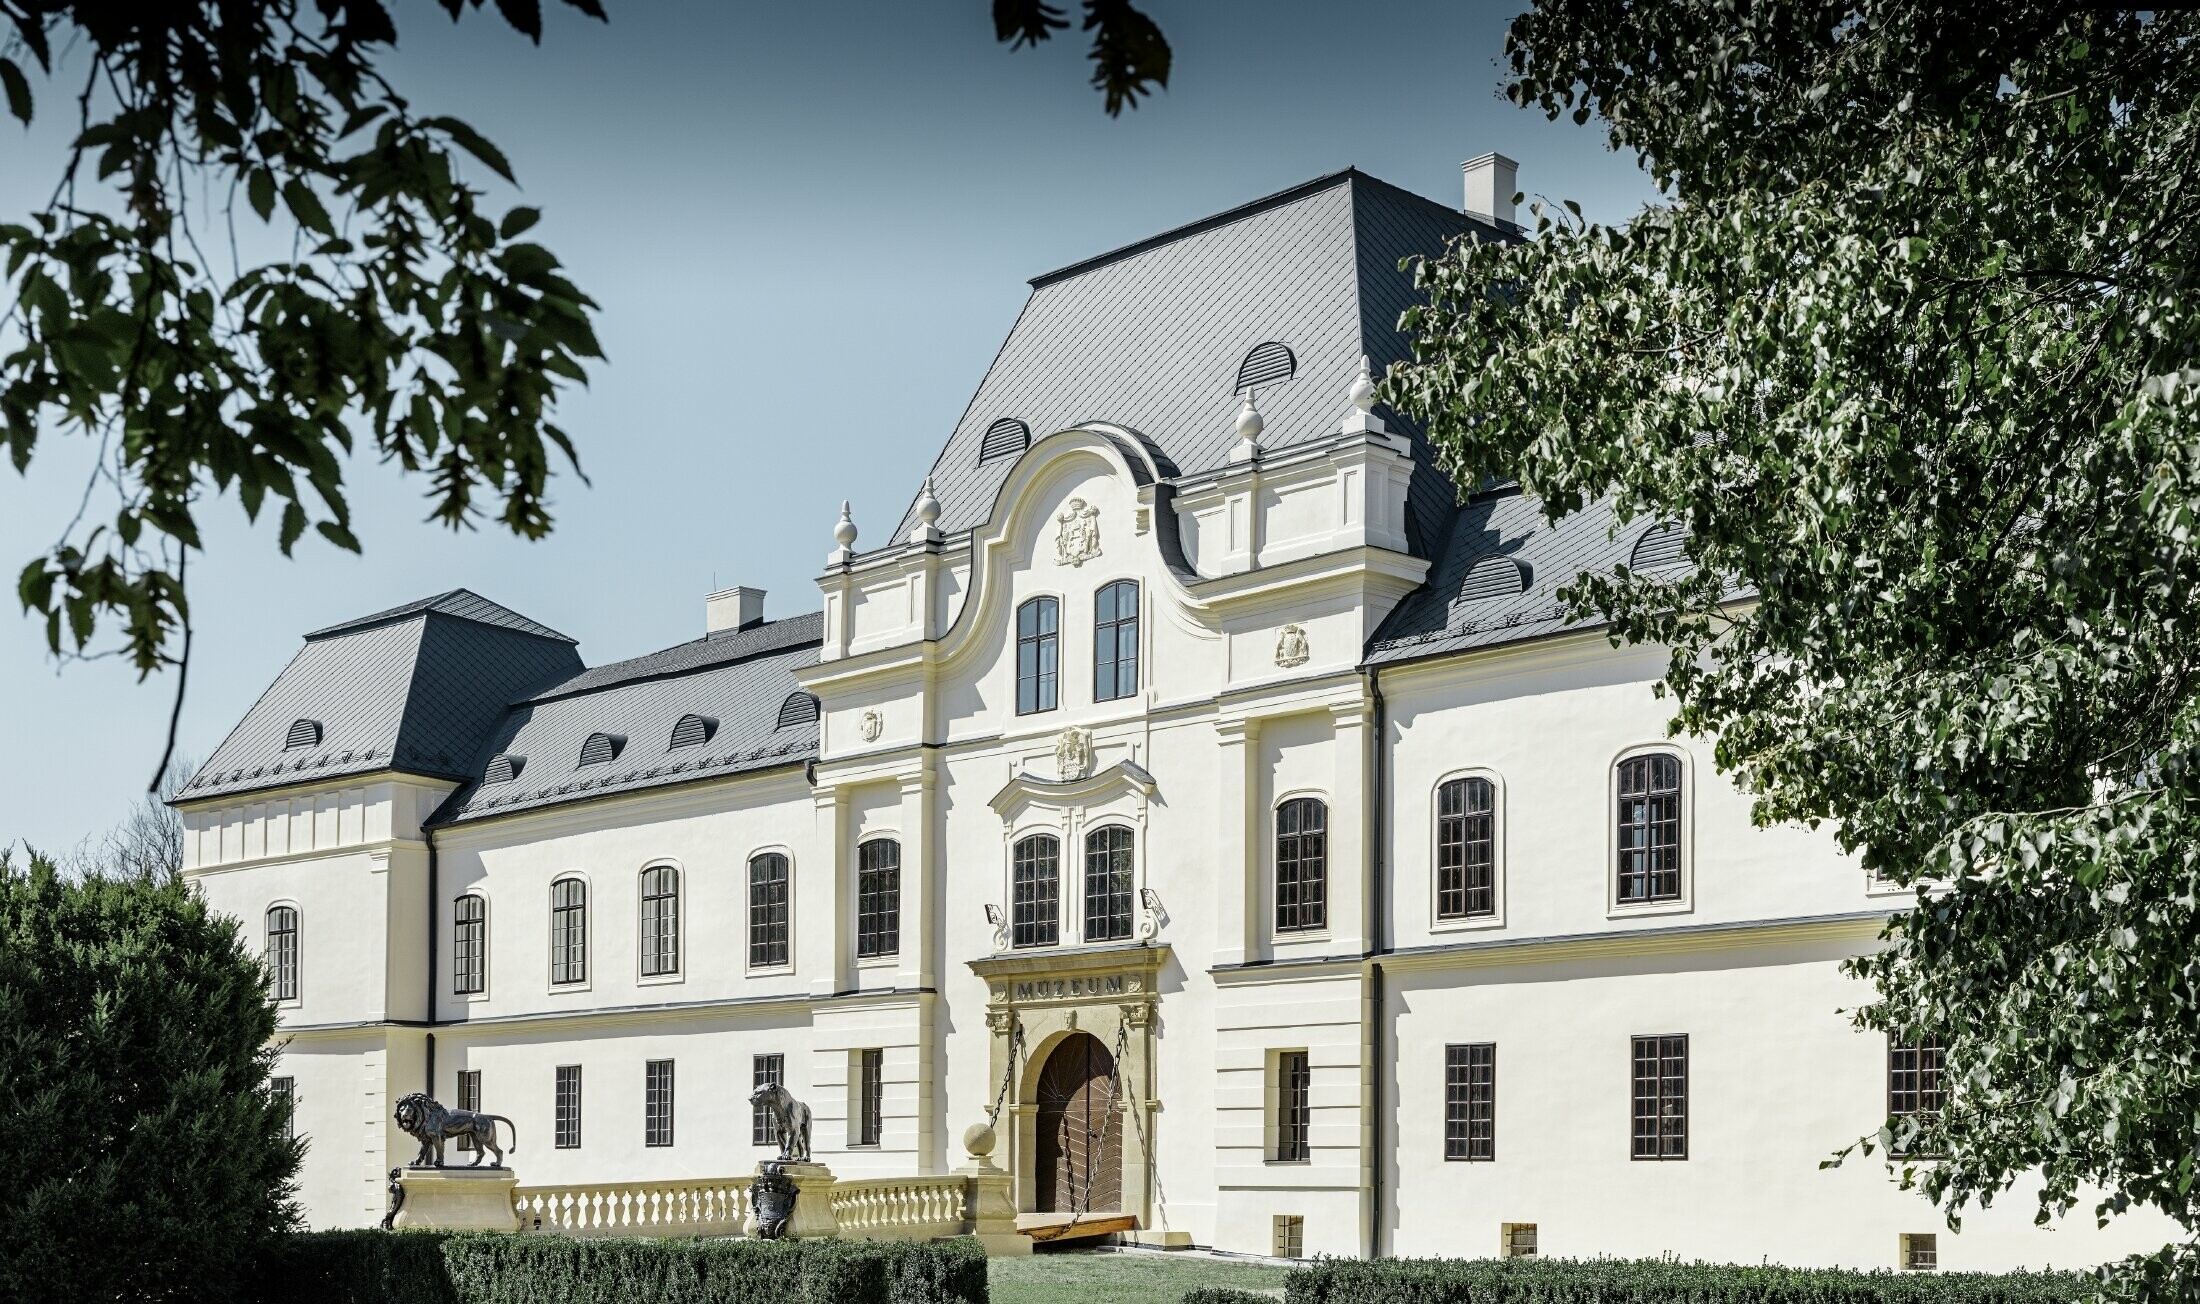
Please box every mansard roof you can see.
[180,592,584,803]
[892,169,1502,558]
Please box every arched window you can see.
[1616,753,1683,902]
[1275,799,1328,934]
[979,417,1031,464]
[1436,777,1496,919]
[1084,825,1135,942]
[748,852,791,969]
[550,877,588,984]
[640,865,680,977]
[453,894,486,994]
[776,693,820,730]
[857,839,901,959]
[283,718,322,750]
[265,905,299,1001]
[1234,340,1297,393]
[1011,835,1060,949]
[1093,580,1140,702]
[1016,597,1059,715]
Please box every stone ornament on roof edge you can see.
[1055,498,1100,568]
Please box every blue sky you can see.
[0,1,1658,854]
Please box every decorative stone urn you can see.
[392,1166,520,1232]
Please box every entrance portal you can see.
[1032,1032,1123,1214]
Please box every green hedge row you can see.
[242,1230,988,1304]
[1280,1257,2096,1304]
[1181,1289,1278,1304]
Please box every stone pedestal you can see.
[959,1121,1030,1256]
[392,1166,520,1232]
[743,1161,840,1239]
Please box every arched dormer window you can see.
[776,693,820,730]
[453,894,486,994]
[978,418,1030,465]
[284,718,322,750]
[1457,555,1526,604]
[640,865,680,977]
[1629,522,1688,571]
[1012,835,1060,949]
[550,877,588,984]
[1084,825,1135,942]
[669,713,716,749]
[482,753,523,785]
[1275,798,1328,934]
[578,732,623,767]
[1016,597,1059,715]
[265,905,299,1001]
[1234,341,1297,393]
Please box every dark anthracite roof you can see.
[890,169,1503,558]
[306,589,575,643]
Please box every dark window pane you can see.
[1275,799,1328,933]
[272,1075,296,1142]
[453,894,485,995]
[857,1049,884,1147]
[1094,580,1140,701]
[1017,597,1059,714]
[551,879,587,984]
[1012,836,1060,949]
[645,1060,675,1148]
[555,1065,582,1149]
[1445,1043,1496,1161]
[266,906,299,1002]
[753,1054,784,1146]
[1436,778,1496,919]
[749,853,790,969]
[1084,825,1135,942]
[1630,1035,1687,1160]
[1277,1051,1311,1161]
[1617,755,1683,903]
[456,1070,480,1151]
[640,866,679,977]
[857,840,901,958]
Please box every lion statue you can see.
[394,1091,517,1169]
[748,1081,812,1163]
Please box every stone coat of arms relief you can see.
[1055,498,1101,567]
[1054,726,1095,781]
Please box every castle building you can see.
[177,161,2173,1268]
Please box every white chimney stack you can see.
[706,585,767,634]
[1461,151,1519,230]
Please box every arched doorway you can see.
[1032,1031,1123,1214]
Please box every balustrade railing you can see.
[511,1177,748,1239]
[829,1175,969,1241]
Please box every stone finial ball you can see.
[963,1122,997,1158]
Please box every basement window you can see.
[1902,1233,1938,1272]
[1271,1214,1305,1260]
[1502,1223,1538,1258]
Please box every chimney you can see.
[706,585,766,634]
[1461,151,1519,230]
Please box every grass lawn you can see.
[988,1248,1290,1304]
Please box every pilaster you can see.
[1213,717,1262,967]
[1329,698,1373,955]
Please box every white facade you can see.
[179,168,2177,1270]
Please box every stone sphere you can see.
[963,1122,997,1158]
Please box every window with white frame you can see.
[554,1064,582,1148]
[1016,596,1059,715]
[1616,753,1683,903]
[857,840,900,959]
[644,1059,675,1147]
[265,905,299,1002]
[1436,776,1496,919]
[1093,580,1139,701]
[1084,824,1135,942]
[753,1053,784,1147]
[640,865,680,977]
[452,894,485,994]
[1011,834,1060,949]
[749,852,790,969]
[1275,799,1328,933]
[550,878,587,985]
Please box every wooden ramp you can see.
[1016,1211,1138,1244]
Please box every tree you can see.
[54,752,194,883]
[0,846,300,1303]
[1386,3,2200,1295]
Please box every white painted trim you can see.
[547,870,594,994]
[1427,767,1507,934]
[1606,743,1697,920]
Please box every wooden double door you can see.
[1032,1031,1123,1214]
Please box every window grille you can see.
[1437,777,1496,918]
[753,1054,784,1146]
[1616,754,1682,902]
[456,1070,481,1151]
[856,1049,884,1147]
[271,1076,296,1142]
[979,417,1030,464]
[1094,580,1140,701]
[1445,1043,1495,1161]
[1235,341,1297,393]
[453,894,485,994]
[555,1065,582,1149]
[776,693,820,729]
[550,878,587,984]
[1503,1223,1538,1258]
[645,1059,675,1148]
[1903,1233,1938,1271]
[266,905,299,1002]
[857,840,901,959]
[1272,1214,1306,1259]
[1276,1051,1312,1161]
[1889,1039,1945,1117]
[1011,835,1060,949]
[284,718,322,750]
[1084,825,1135,942]
[1275,799,1328,933]
[640,865,680,976]
[1631,1034,1688,1159]
[748,853,790,969]
[1016,597,1059,715]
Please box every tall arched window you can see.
[1436,777,1496,919]
[265,905,299,1001]
[1275,798,1328,934]
[640,865,680,977]
[453,894,486,994]
[1016,597,1059,715]
[1084,825,1135,942]
[857,839,901,959]
[749,852,791,969]
[1011,835,1060,949]
[1616,753,1683,902]
[1094,580,1140,702]
[550,877,588,984]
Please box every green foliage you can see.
[1181,1288,1277,1304]
[241,1230,989,1304]
[1285,1258,2094,1304]
[991,0,1171,116]
[1386,3,2200,1297]
[0,2,605,690]
[0,847,300,1304]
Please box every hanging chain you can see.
[986,1016,1025,1131]
[1050,1015,1133,1242]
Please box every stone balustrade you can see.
[511,1177,748,1238]
[828,1175,970,1241]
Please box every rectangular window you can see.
[1012,836,1060,949]
[555,1064,582,1149]
[1016,597,1059,714]
[456,1069,481,1152]
[453,894,485,994]
[645,1059,675,1148]
[1903,1232,1938,1272]
[640,866,679,977]
[855,1049,884,1147]
[1275,799,1328,934]
[1889,1039,1945,1117]
[1630,1034,1687,1160]
[266,906,298,1002]
[1094,580,1140,701]
[271,1075,296,1142]
[1272,1214,1305,1259]
[748,853,791,969]
[1436,777,1496,919]
[753,1053,785,1147]
[1445,1043,1495,1161]
[1503,1223,1538,1258]
[1083,825,1135,943]
[1276,1050,1312,1161]
[1616,754,1683,903]
[856,840,901,959]
[550,879,587,985]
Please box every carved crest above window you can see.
[1275,624,1310,668]
[1055,498,1101,568]
[1054,726,1095,781]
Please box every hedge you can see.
[1282,1257,2097,1304]
[241,1231,988,1304]
[1181,1289,1279,1304]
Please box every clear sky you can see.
[0,1,1658,855]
